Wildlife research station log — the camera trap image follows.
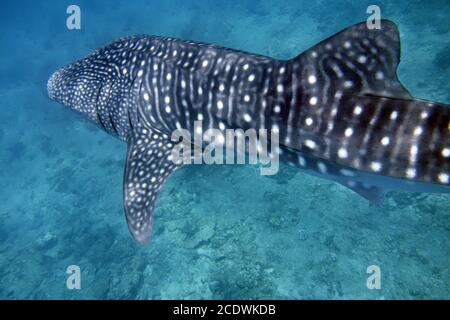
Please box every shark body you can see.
[48,20,449,244]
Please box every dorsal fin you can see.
[294,19,411,100]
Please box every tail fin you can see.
[280,20,449,186]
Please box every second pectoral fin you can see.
[343,182,385,204]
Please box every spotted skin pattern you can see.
[48,20,449,244]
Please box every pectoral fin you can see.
[344,182,385,204]
[123,125,182,244]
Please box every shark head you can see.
[48,59,101,119]
[47,51,129,136]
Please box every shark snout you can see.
[47,69,63,101]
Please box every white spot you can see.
[338,148,348,159]
[347,180,357,188]
[318,162,327,173]
[219,122,225,130]
[166,73,172,81]
[438,173,449,184]
[137,70,144,77]
[309,96,318,105]
[305,139,316,149]
[219,84,225,92]
[413,126,423,136]
[330,108,337,118]
[442,147,450,158]
[279,66,286,74]
[217,100,224,110]
[244,94,251,102]
[406,168,416,179]
[340,169,355,177]
[357,55,367,64]
[344,41,351,49]
[375,71,384,80]
[344,81,353,88]
[381,136,390,146]
[165,106,171,113]
[173,50,178,56]
[202,60,209,68]
[143,93,149,101]
[311,51,318,58]
[298,156,306,166]
[181,80,186,88]
[243,63,249,70]
[164,96,171,104]
[122,68,127,75]
[354,105,363,115]
[248,74,255,82]
[243,114,252,122]
[274,105,281,113]
[410,145,418,162]
[420,111,428,119]
[196,126,202,134]
[305,117,313,126]
[344,128,353,137]
[308,75,317,84]
[370,161,382,172]
[390,111,398,120]
[276,84,284,93]
[197,113,203,121]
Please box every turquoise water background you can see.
[0,0,449,299]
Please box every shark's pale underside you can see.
[48,20,449,244]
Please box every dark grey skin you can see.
[48,20,449,244]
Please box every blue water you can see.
[0,0,449,299]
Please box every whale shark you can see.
[48,20,449,244]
